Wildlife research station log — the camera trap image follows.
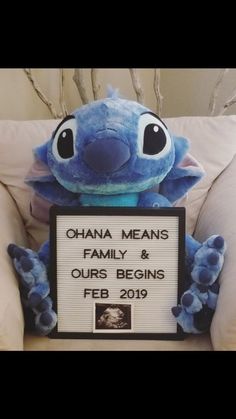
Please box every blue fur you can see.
[34,142,50,167]
[28,98,203,204]
[172,136,189,165]
[38,240,50,267]
[27,98,179,203]
[8,93,226,336]
[32,181,80,206]
[80,193,139,207]
[186,235,202,261]
[138,192,171,208]
[46,99,175,196]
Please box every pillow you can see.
[164,116,236,233]
[0,120,58,250]
[195,154,236,350]
[0,182,28,350]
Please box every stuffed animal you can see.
[7,88,226,336]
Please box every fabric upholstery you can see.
[0,182,27,350]
[24,333,212,351]
[166,116,236,233]
[195,155,236,350]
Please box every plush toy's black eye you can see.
[57,129,74,159]
[138,112,171,159]
[143,124,167,155]
[52,115,77,161]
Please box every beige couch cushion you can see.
[24,333,212,351]
[195,155,236,350]
[165,116,236,233]
[0,183,28,350]
[0,120,58,250]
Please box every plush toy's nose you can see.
[83,138,131,173]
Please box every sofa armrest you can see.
[194,155,236,350]
[0,182,29,350]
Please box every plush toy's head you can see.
[36,89,175,195]
[26,88,205,222]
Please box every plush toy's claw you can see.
[35,308,57,336]
[206,235,226,254]
[213,236,225,250]
[37,296,53,312]
[20,256,33,272]
[41,312,53,326]
[29,293,42,308]
[207,251,219,266]
[195,267,214,285]
[213,236,224,250]
[7,243,17,258]
[181,291,202,314]
[8,243,57,335]
[28,282,50,308]
[172,306,182,317]
[8,244,28,260]
[181,293,193,307]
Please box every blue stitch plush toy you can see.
[7,88,226,336]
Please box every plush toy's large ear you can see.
[26,143,55,184]
[159,136,205,204]
[25,142,79,224]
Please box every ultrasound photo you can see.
[94,303,132,332]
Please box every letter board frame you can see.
[49,206,186,340]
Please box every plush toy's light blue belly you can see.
[80,193,139,207]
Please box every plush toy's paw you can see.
[7,244,49,298]
[172,289,204,333]
[171,306,200,334]
[7,243,57,335]
[191,235,226,286]
[181,290,203,314]
[35,304,58,336]
[172,305,214,334]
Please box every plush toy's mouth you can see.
[83,137,131,174]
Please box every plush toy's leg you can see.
[171,306,202,334]
[172,234,226,334]
[7,242,57,336]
